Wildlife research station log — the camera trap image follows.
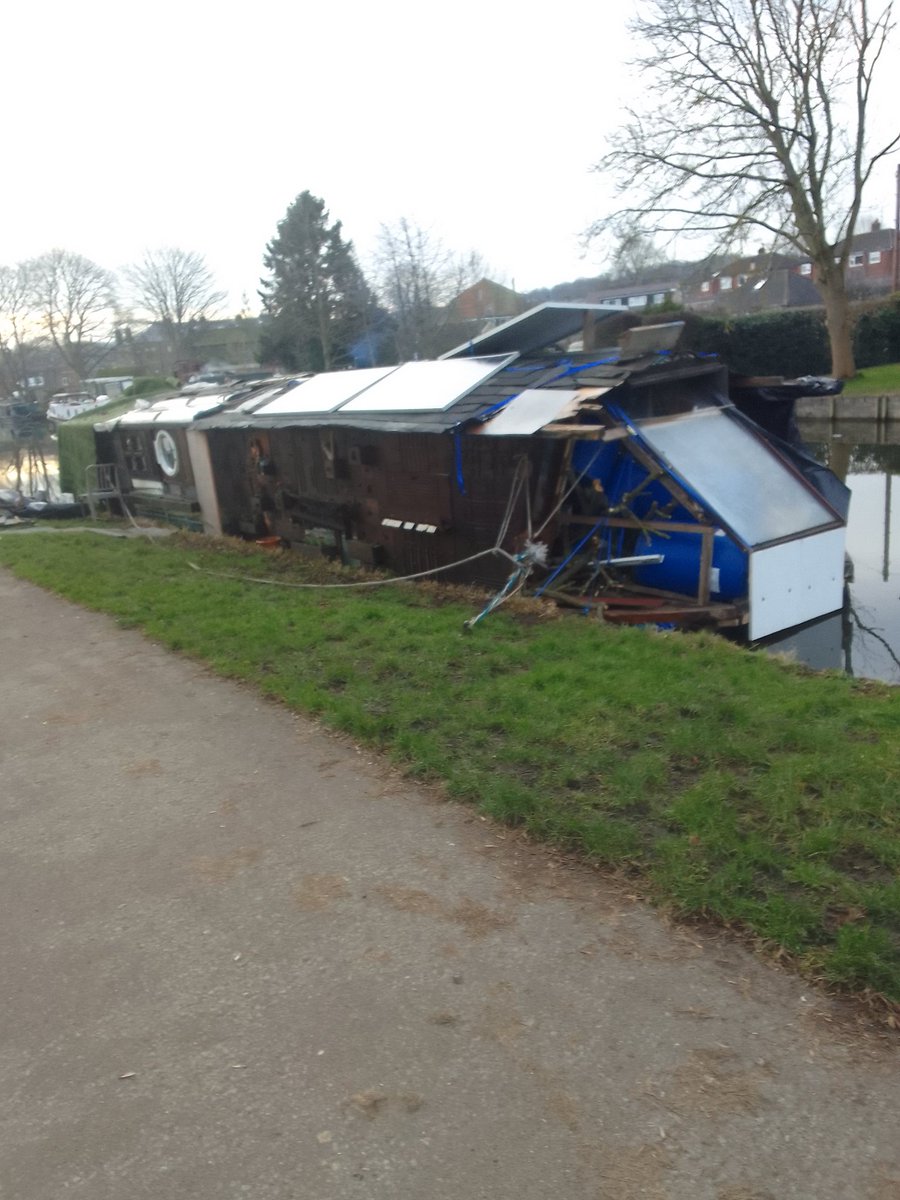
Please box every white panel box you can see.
[749,528,846,640]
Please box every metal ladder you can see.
[84,463,124,520]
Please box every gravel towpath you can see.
[1,567,897,1200]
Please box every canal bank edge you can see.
[796,394,900,420]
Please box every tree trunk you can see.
[317,289,331,371]
[819,270,855,379]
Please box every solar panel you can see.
[254,367,399,415]
[340,355,516,413]
[440,304,622,359]
[637,408,837,547]
[234,378,310,412]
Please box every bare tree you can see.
[610,231,668,283]
[374,219,450,360]
[124,247,224,362]
[28,249,117,381]
[374,219,489,360]
[447,248,491,303]
[0,262,38,401]
[588,0,899,377]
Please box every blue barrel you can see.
[633,529,747,600]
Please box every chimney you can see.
[872,219,882,232]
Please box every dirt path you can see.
[1,567,897,1200]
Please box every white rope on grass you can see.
[187,545,521,590]
[186,453,537,595]
[6,450,548,615]
[0,524,173,539]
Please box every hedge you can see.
[853,295,900,368]
[654,295,900,377]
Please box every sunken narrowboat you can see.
[98,304,849,640]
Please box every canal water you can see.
[765,417,900,686]
[3,423,900,683]
[844,467,899,682]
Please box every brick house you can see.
[448,278,527,325]
[683,252,819,312]
[592,280,682,310]
[824,221,898,297]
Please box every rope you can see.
[0,524,173,539]
[187,545,521,591]
[183,452,547,627]
[463,570,528,630]
[534,520,606,597]
[495,457,529,548]
[9,446,551,627]
[524,464,533,540]
[533,444,606,539]
[463,539,548,630]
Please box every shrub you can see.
[650,297,900,376]
[123,376,175,398]
[853,294,900,368]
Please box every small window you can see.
[701,280,711,293]
[720,276,733,291]
[653,293,666,304]
[628,295,647,307]
[869,250,882,264]
[850,253,864,267]
[154,430,179,477]
[799,262,812,276]
[123,435,147,475]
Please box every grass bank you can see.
[2,529,899,1004]
[843,363,900,396]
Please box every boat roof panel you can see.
[479,388,585,436]
[339,355,517,413]
[635,408,840,546]
[189,352,724,436]
[440,303,627,359]
[114,393,231,427]
[253,367,399,415]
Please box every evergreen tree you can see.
[259,192,377,372]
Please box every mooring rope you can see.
[185,453,541,602]
[187,545,522,590]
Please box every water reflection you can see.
[762,419,900,685]
[0,436,60,499]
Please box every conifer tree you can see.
[259,192,376,372]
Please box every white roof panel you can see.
[340,355,516,414]
[481,388,600,436]
[254,367,399,415]
[115,394,229,426]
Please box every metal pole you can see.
[884,471,893,583]
[894,162,900,294]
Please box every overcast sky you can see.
[2,0,898,315]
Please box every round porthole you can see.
[154,430,179,477]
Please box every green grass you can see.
[843,363,900,396]
[2,529,899,1003]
